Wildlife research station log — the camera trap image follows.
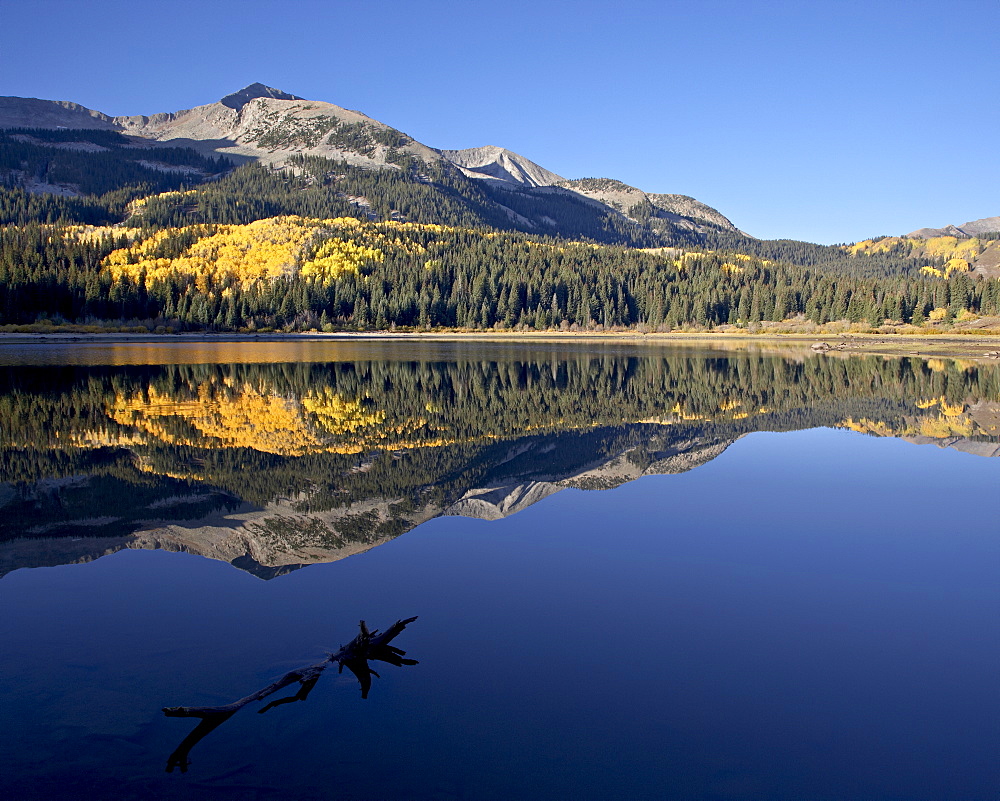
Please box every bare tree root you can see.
[162,617,418,773]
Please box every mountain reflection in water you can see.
[2,347,999,578]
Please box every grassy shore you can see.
[1,328,999,361]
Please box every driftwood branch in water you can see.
[162,616,418,773]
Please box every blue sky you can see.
[2,0,997,244]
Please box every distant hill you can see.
[849,231,1000,279]
[908,215,1000,239]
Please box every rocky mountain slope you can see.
[0,97,120,130]
[908,216,1000,239]
[558,177,740,233]
[0,83,738,237]
[0,83,437,168]
[118,83,441,169]
[440,145,565,188]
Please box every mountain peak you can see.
[219,83,304,111]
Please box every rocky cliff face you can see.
[439,145,565,187]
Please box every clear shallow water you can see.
[0,343,998,800]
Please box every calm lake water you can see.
[1,340,998,800]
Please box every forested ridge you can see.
[1,128,998,333]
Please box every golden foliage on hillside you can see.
[127,189,198,216]
[921,257,973,279]
[104,217,355,288]
[849,235,992,277]
[672,251,770,274]
[672,252,702,272]
[62,225,145,245]
[100,216,532,289]
[301,237,384,281]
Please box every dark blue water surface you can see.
[0,342,998,800]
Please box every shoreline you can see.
[1,330,999,360]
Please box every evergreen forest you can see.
[1,128,998,333]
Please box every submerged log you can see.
[163,616,418,772]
